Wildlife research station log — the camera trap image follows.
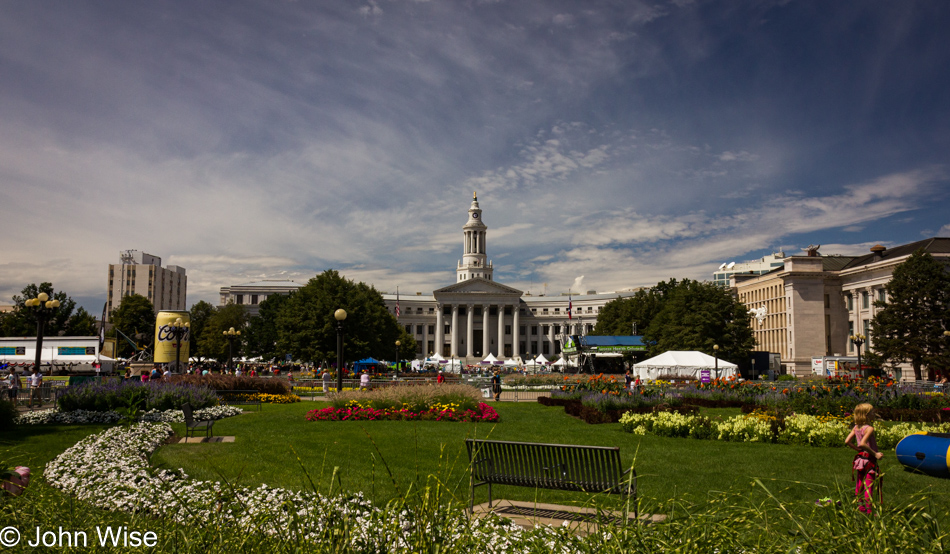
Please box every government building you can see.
[379,193,642,363]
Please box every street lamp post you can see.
[26,292,61,375]
[395,340,401,374]
[850,334,866,379]
[335,309,347,392]
[223,327,241,372]
[713,344,720,380]
[170,318,190,373]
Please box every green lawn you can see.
[152,401,950,515]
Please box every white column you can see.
[482,305,490,359]
[497,305,505,358]
[512,304,520,359]
[435,305,443,356]
[421,318,429,357]
[466,304,475,359]
[450,304,459,358]
[547,324,554,354]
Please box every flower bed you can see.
[15,405,243,425]
[222,392,301,404]
[306,401,499,422]
[57,380,219,412]
[619,410,950,449]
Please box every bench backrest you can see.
[465,439,628,494]
[181,403,195,424]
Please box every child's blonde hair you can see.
[853,403,875,426]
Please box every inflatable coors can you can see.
[154,311,190,364]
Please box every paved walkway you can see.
[471,499,665,534]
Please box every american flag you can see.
[568,294,572,320]
[395,287,400,318]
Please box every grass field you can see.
[151,401,950,516]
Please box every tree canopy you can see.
[198,303,250,363]
[594,278,755,365]
[109,294,156,358]
[244,293,291,362]
[274,270,415,365]
[0,282,97,338]
[188,300,216,361]
[870,250,950,381]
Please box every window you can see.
[417,307,423,314]
[251,295,258,305]
[542,325,549,334]
[428,325,435,334]
[587,307,593,313]
[531,341,538,353]
[877,289,886,302]
[863,319,870,337]
[554,308,560,313]
[519,325,526,335]
[236,294,244,305]
[542,342,550,355]
[542,308,548,314]
[824,294,829,309]
[416,325,424,334]
[530,326,538,335]
[405,324,412,333]
[553,325,561,334]
[428,307,434,313]
[505,325,512,335]
[847,294,853,311]
[862,291,869,309]
[444,325,450,334]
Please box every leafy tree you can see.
[66,307,99,336]
[276,270,414,365]
[0,282,79,337]
[631,279,754,365]
[593,286,669,336]
[110,294,156,358]
[245,293,292,363]
[870,250,950,381]
[188,300,216,361]
[198,303,250,363]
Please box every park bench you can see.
[182,403,214,439]
[215,390,262,411]
[465,439,637,517]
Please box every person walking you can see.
[7,371,20,403]
[491,370,502,402]
[321,369,331,393]
[845,403,884,514]
[28,368,43,410]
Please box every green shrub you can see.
[0,399,16,428]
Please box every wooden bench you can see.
[182,403,214,439]
[215,390,262,411]
[465,439,637,517]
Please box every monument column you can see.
[450,304,459,358]
[482,305,490,359]
[497,304,506,358]
[512,303,520,358]
[466,303,475,359]
[435,304,443,356]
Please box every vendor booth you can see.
[633,351,737,380]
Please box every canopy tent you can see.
[353,357,383,372]
[440,358,463,373]
[633,351,737,380]
[480,353,499,364]
[503,358,520,367]
[534,354,549,364]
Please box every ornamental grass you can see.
[56,380,219,412]
[170,374,290,395]
[328,383,483,412]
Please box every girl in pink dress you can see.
[845,403,883,513]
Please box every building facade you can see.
[219,280,304,316]
[732,238,950,379]
[381,193,642,363]
[713,252,787,287]
[106,250,186,320]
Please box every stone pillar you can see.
[482,305,490,359]
[512,304,520,358]
[547,324,555,354]
[450,304,459,358]
[466,304,475,359]
[435,304,443,357]
[497,304,505,358]
[422,319,429,358]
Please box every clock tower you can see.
[457,192,493,282]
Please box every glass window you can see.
[405,324,411,333]
[505,325,511,335]
[416,325,424,334]
[862,291,869,309]
[877,289,886,302]
[847,294,853,311]
[542,325,549,334]
[531,326,538,335]
[428,325,435,334]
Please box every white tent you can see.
[534,354,549,364]
[481,353,499,364]
[633,351,737,380]
[503,358,519,367]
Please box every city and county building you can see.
[380,193,643,364]
[219,280,303,317]
[731,238,950,379]
[106,250,186,320]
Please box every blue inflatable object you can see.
[896,433,950,478]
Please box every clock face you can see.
[472,212,479,218]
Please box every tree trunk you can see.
[913,358,923,381]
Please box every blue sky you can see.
[1,0,948,315]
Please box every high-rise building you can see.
[106,250,187,320]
